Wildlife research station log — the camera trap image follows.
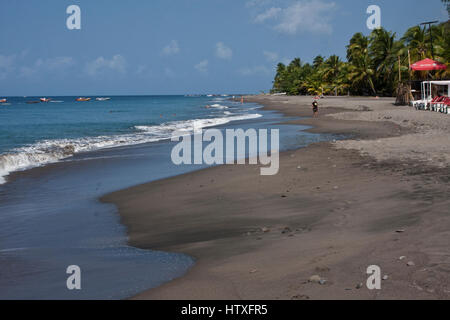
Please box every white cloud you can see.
[239,65,271,76]
[84,54,126,76]
[0,55,16,80]
[195,60,209,74]
[277,1,336,34]
[254,7,282,23]
[18,56,75,78]
[36,57,74,71]
[162,40,180,56]
[135,65,153,77]
[252,0,336,35]
[215,42,233,60]
[0,55,15,68]
[1,54,76,80]
[263,51,279,62]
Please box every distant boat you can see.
[96,97,111,101]
[40,98,51,102]
[0,98,6,103]
[76,97,91,102]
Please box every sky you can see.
[0,0,447,96]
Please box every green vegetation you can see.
[271,22,449,96]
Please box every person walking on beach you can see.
[241,96,244,104]
[312,100,319,117]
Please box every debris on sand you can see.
[309,275,327,285]
[281,227,292,234]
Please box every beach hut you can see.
[409,58,448,111]
[414,80,450,113]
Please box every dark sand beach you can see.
[102,96,450,300]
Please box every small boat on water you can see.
[96,97,111,101]
[0,98,7,103]
[76,97,91,102]
[40,98,51,102]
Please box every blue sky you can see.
[0,0,447,96]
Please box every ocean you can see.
[0,95,263,184]
[0,95,337,299]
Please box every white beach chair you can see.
[436,97,449,114]
[444,98,450,114]
[412,99,426,110]
[438,100,446,113]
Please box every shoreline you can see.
[102,95,450,300]
[0,97,274,299]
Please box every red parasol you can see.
[410,58,447,71]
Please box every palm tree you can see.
[321,55,344,95]
[369,28,404,94]
[302,77,325,96]
[401,24,449,79]
[431,23,450,78]
[347,33,376,95]
[430,24,448,62]
[401,26,429,61]
[270,21,448,96]
[322,55,343,81]
[286,58,302,95]
[335,62,352,95]
[369,28,400,75]
[271,63,287,93]
[313,55,325,70]
[347,33,369,63]
[348,56,376,95]
[289,58,301,69]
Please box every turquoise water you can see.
[0,95,261,183]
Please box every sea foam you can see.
[0,113,262,184]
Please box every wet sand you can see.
[102,96,450,300]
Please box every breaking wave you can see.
[0,113,262,184]
[209,104,228,109]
